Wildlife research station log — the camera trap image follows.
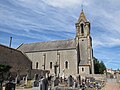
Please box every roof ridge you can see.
[0,44,24,53]
[23,39,74,45]
[0,44,17,51]
[17,39,76,52]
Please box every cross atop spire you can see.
[81,4,83,11]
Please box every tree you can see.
[0,64,11,90]
[99,61,106,74]
[93,57,106,74]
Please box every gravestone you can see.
[5,82,16,90]
[77,75,81,85]
[32,77,48,90]
[15,75,20,84]
[60,77,62,83]
[68,75,73,87]
[51,76,55,88]
[15,76,18,84]
[85,79,89,87]
[73,80,78,88]
[42,78,48,90]
[32,80,40,90]
[81,79,86,89]
[54,77,59,86]
[25,75,28,85]
[34,80,39,87]
[34,74,39,81]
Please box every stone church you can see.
[18,10,94,77]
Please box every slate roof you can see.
[79,60,90,66]
[17,39,76,52]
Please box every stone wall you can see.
[80,74,106,81]
[25,49,78,77]
[79,66,90,74]
[0,44,32,76]
[116,73,120,82]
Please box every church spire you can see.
[75,9,90,38]
[77,9,87,23]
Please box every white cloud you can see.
[107,38,120,47]
[43,0,89,8]
[93,35,120,48]
[84,0,120,48]
[1,0,120,48]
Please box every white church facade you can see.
[18,10,94,77]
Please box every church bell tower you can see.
[75,10,94,74]
[75,10,90,39]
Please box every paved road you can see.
[101,83,120,90]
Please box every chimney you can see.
[9,37,12,48]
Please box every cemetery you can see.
[1,64,120,90]
[0,1,120,89]
[1,73,107,90]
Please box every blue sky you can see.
[0,0,120,69]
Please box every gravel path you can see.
[101,82,120,90]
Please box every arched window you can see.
[65,61,68,69]
[82,67,84,72]
[50,62,52,69]
[81,23,84,34]
[36,62,38,69]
